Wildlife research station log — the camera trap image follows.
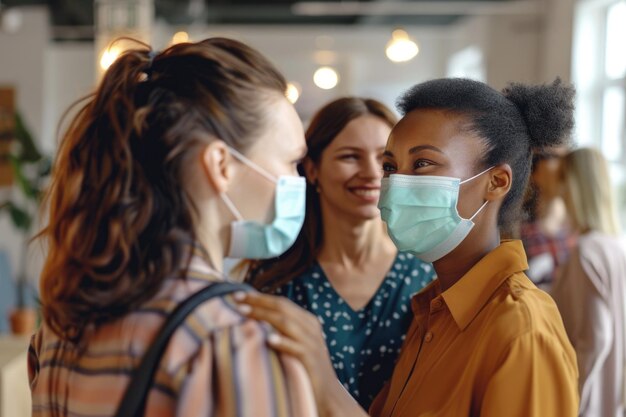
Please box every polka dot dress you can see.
[274,252,435,410]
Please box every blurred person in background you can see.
[520,145,577,291]
[552,147,626,417]
[245,97,435,410]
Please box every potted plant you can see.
[0,112,51,335]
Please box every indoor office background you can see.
[0,0,625,416]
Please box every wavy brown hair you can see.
[38,38,287,343]
[245,97,397,291]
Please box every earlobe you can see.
[200,141,231,194]
[486,164,512,201]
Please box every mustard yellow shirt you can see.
[370,240,579,417]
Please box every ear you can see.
[200,140,233,194]
[302,157,318,185]
[485,164,512,202]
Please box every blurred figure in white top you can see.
[552,147,626,417]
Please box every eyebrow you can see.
[335,146,387,152]
[383,144,444,158]
[409,145,444,154]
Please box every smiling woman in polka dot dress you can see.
[245,97,435,409]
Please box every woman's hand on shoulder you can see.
[233,291,367,417]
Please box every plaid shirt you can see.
[520,221,577,289]
[28,248,317,417]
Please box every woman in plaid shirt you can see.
[28,38,316,417]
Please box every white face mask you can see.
[378,167,493,263]
[221,147,306,259]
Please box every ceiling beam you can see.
[292,1,543,16]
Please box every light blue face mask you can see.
[221,147,306,260]
[378,167,493,263]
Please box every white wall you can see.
[0,7,95,307]
[42,43,95,152]
[540,0,576,83]
[0,7,48,145]
[442,0,576,88]
[152,23,449,120]
[0,7,49,300]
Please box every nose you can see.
[360,154,383,179]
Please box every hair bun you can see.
[502,77,575,149]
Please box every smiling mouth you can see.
[350,188,380,198]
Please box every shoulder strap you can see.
[114,281,251,417]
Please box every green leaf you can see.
[14,112,41,162]
[8,154,38,199]
[0,201,32,231]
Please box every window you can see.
[573,0,626,226]
[574,0,626,162]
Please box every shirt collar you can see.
[184,242,225,282]
[412,240,529,330]
[411,279,442,317]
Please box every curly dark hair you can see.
[397,77,575,234]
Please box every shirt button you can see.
[424,332,433,342]
[432,299,443,310]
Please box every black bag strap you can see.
[114,281,251,417]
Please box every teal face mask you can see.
[221,147,306,260]
[377,167,493,263]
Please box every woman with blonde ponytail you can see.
[552,147,626,417]
[29,38,316,417]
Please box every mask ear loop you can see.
[461,166,493,220]
[459,166,495,185]
[469,200,489,221]
[227,146,278,183]
[220,193,244,221]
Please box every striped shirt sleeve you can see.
[171,319,318,417]
[29,251,319,417]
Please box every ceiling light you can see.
[313,67,339,90]
[172,31,189,45]
[99,46,122,71]
[386,29,419,63]
[286,82,301,104]
[292,1,540,16]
